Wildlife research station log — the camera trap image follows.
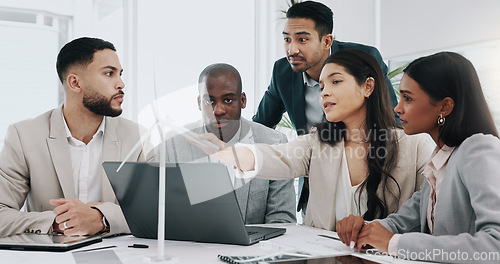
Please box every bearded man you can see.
[0,37,153,237]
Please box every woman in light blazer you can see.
[198,50,433,231]
[336,52,500,263]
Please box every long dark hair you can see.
[316,49,400,220]
[404,52,498,146]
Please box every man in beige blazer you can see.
[0,37,152,237]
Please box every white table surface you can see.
[0,224,432,264]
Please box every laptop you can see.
[0,233,102,252]
[103,162,286,245]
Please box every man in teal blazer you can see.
[253,40,398,133]
[252,1,399,215]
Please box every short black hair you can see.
[286,1,333,38]
[56,37,116,83]
[198,63,242,93]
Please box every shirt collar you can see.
[428,144,455,171]
[62,112,105,140]
[303,72,320,87]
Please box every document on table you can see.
[261,233,352,256]
[73,250,122,264]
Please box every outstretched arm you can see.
[198,133,256,171]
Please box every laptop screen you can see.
[103,162,255,245]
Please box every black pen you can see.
[318,234,341,241]
[72,245,116,253]
[129,243,149,248]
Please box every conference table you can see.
[0,224,431,264]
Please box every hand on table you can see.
[50,198,104,236]
[336,215,394,253]
[357,221,393,253]
[336,214,366,249]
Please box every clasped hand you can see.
[336,214,394,253]
[50,198,105,236]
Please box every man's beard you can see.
[83,90,123,117]
[288,55,310,73]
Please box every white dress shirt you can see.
[62,114,104,203]
[303,72,325,131]
[335,148,368,221]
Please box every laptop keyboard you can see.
[247,231,257,235]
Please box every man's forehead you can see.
[283,18,317,32]
[200,75,239,90]
[200,89,239,97]
[90,49,122,69]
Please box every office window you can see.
[0,8,69,148]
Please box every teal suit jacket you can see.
[252,40,398,212]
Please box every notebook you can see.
[0,233,102,252]
[103,161,286,245]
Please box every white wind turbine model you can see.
[115,70,218,262]
[115,69,176,262]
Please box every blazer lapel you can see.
[234,183,250,223]
[233,120,254,222]
[188,122,209,162]
[46,105,76,198]
[101,117,121,202]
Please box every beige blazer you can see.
[0,105,153,237]
[254,128,433,231]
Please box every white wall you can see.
[380,0,500,59]
[331,0,376,46]
[2,0,500,132]
[135,0,256,131]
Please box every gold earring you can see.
[437,114,445,126]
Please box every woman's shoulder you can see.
[454,133,500,154]
[392,128,433,146]
[449,134,500,184]
[303,127,325,145]
[308,126,344,148]
[389,129,435,161]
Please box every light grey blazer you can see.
[0,105,153,237]
[164,118,296,224]
[379,133,500,263]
